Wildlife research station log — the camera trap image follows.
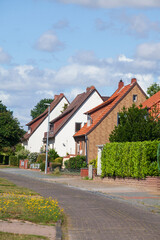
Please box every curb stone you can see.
[56,220,62,240]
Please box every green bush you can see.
[101,140,160,179]
[64,155,87,170]
[54,157,63,164]
[40,162,45,171]
[89,159,97,168]
[37,153,50,163]
[9,156,18,166]
[48,149,59,161]
[16,149,30,160]
[28,152,39,164]
[50,162,62,170]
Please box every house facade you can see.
[22,94,69,153]
[141,90,160,119]
[44,86,104,157]
[74,78,147,162]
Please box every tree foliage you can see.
[147,83,160,97]
[0,101,25,151]
[109,104,160,143]
[31,98,53,120]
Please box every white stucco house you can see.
[44,86,105,157]
[22,94,69,153]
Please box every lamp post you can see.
[44,103,50,174]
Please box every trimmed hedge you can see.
[64,155,87,170]
[101,140,160,179]
[9,156,18,166]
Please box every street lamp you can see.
[44,103,51,174]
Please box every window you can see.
[75,122,81,132]
[28,127,31,134]
[87,115,92,126]
[117,113,120,126]
[133,95,137,102]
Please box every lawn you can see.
[0,177,63,225]
[0,232,48,240]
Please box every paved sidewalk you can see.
[1,169,160,240]
[44,175,160,213]
[0,219,56,240]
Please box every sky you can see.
[0,0,160,130]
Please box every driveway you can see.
[0,168,160,240]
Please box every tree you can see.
[0,101,25,151]
[61,103,68,113]
[31,98,53,119]
[109,104,160,143]
[147,83,160,97]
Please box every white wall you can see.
[25,97,68,153]
[52,91,103,157]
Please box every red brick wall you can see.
[94,176,160,192]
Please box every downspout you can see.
[85,135,88,164]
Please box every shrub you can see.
[28,152,39,164]
[48,149,59,161]
[16,149,30,160]
[64,155,87,170]
[50,162,62,171]
[54,157,63,164]
[9,156,18,166]
[40,162,45,171]
[37,153,50,163]
[101,140,160,179]
[89,159,97,168]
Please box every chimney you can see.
[118,80,124,90]
[131,78,137,84]
[54,94,59,100]
[86,86,95,92]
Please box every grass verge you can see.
[0,232,49,240]
[0,177,63,225]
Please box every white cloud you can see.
[2,47,160,127]
[0,91,11,105]
[0,47,12,64]
[53,0,160,8]
[35,31,64,52]
[95,13,160,38]
[118,55,133,62]
[136,42,160,60]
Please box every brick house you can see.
[22,94,69,152]
[44,86,105,157]
[74,78,147,162]
[141,90,160,119]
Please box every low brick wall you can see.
[19,160,28,169]
[81,168,97,178]
[94,176,160,192]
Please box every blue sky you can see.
[0,0,160,129]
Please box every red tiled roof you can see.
[74,79,145,137]
[23,94,68,140]
[46,86,103,138]
[141,90,160,109]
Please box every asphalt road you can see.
[0,169,160,240]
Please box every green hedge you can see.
[64,155,87,170]
[101,140,160,179]
[9,156,18,166]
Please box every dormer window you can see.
[87,115,92,127]
[75,122,81,132]
[28,127,31,134]
[133,95,137,102]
